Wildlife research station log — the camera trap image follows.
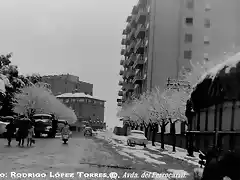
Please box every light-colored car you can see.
[127,130,148,147]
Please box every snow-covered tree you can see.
[14,86,77,123]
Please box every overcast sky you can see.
[0,0,137,128]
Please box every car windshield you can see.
[131,131,144,135]
[33,115,52,120]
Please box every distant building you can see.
[56,92,106,130]
[42,74,93,96]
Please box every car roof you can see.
[131,130,144,133]
[33,114,52,117]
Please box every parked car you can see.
[32,114,53,138]
[127,130,148,147]
[84,127,93,136]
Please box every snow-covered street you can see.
[96,131,200,180]
[0,131,199,180]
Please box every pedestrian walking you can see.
[5,119,16,146]
[17,124,28,147]
[27,125,34,146]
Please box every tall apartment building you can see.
[117,0,240,106]
[42,74,93,96]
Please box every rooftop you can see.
[56,92,105,102]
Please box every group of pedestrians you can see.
[5,119,35,147]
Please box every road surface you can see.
[0,134,196,180]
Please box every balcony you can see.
[133,54,144,69]
[130,15,137,27]
[128,53,136,66]
[123,70,128,79]
[123,60,129,68]
[117,102,122,106]
[136,0,147,9]
[117,98,121,102]
[119,69,124,75]
[135,8,147,24]
[132,6,138,15]
[126,69,135,79]
[128,28,136,41]
[118,80,123,86]
[121,38,126,45]
[126,15,132,22]
[135,39,145,54]
[127,43,135,54]
[126,83,134,92]
[121,82,127,90]
[135,24,146,39]
[129,40,135,50]
[133,72,144,84]
[126,23,131,34]
[120,59,124,66]
[121,48,126,55]
[125,38,130,45]
[118,91,123,96]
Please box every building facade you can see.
[42,74,93,96]
[118,0,240,105]
[57,93,106,130]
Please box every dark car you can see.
[32,114,53,138]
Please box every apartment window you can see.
[184,50,192,59]
[204,36,210,45]
[186,0,194,9]
[204,19,211,28]
[185,34,193,43]
[185,17,193,26]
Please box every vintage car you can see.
[127,130,148,147]
[84,127,93,136]
[32,114,53,138]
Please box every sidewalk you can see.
[96,131,200,166]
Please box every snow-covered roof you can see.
[56,92,105,102]
[190,52,240,111]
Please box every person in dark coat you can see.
[17,119,29,147]
[5,119,16,146]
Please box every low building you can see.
[42,74,93,96]
[56,92,106,131]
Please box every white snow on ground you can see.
[96,131,200,166]
[148,143,200,166]
[167,169,190,176]
[96,131,166,165]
